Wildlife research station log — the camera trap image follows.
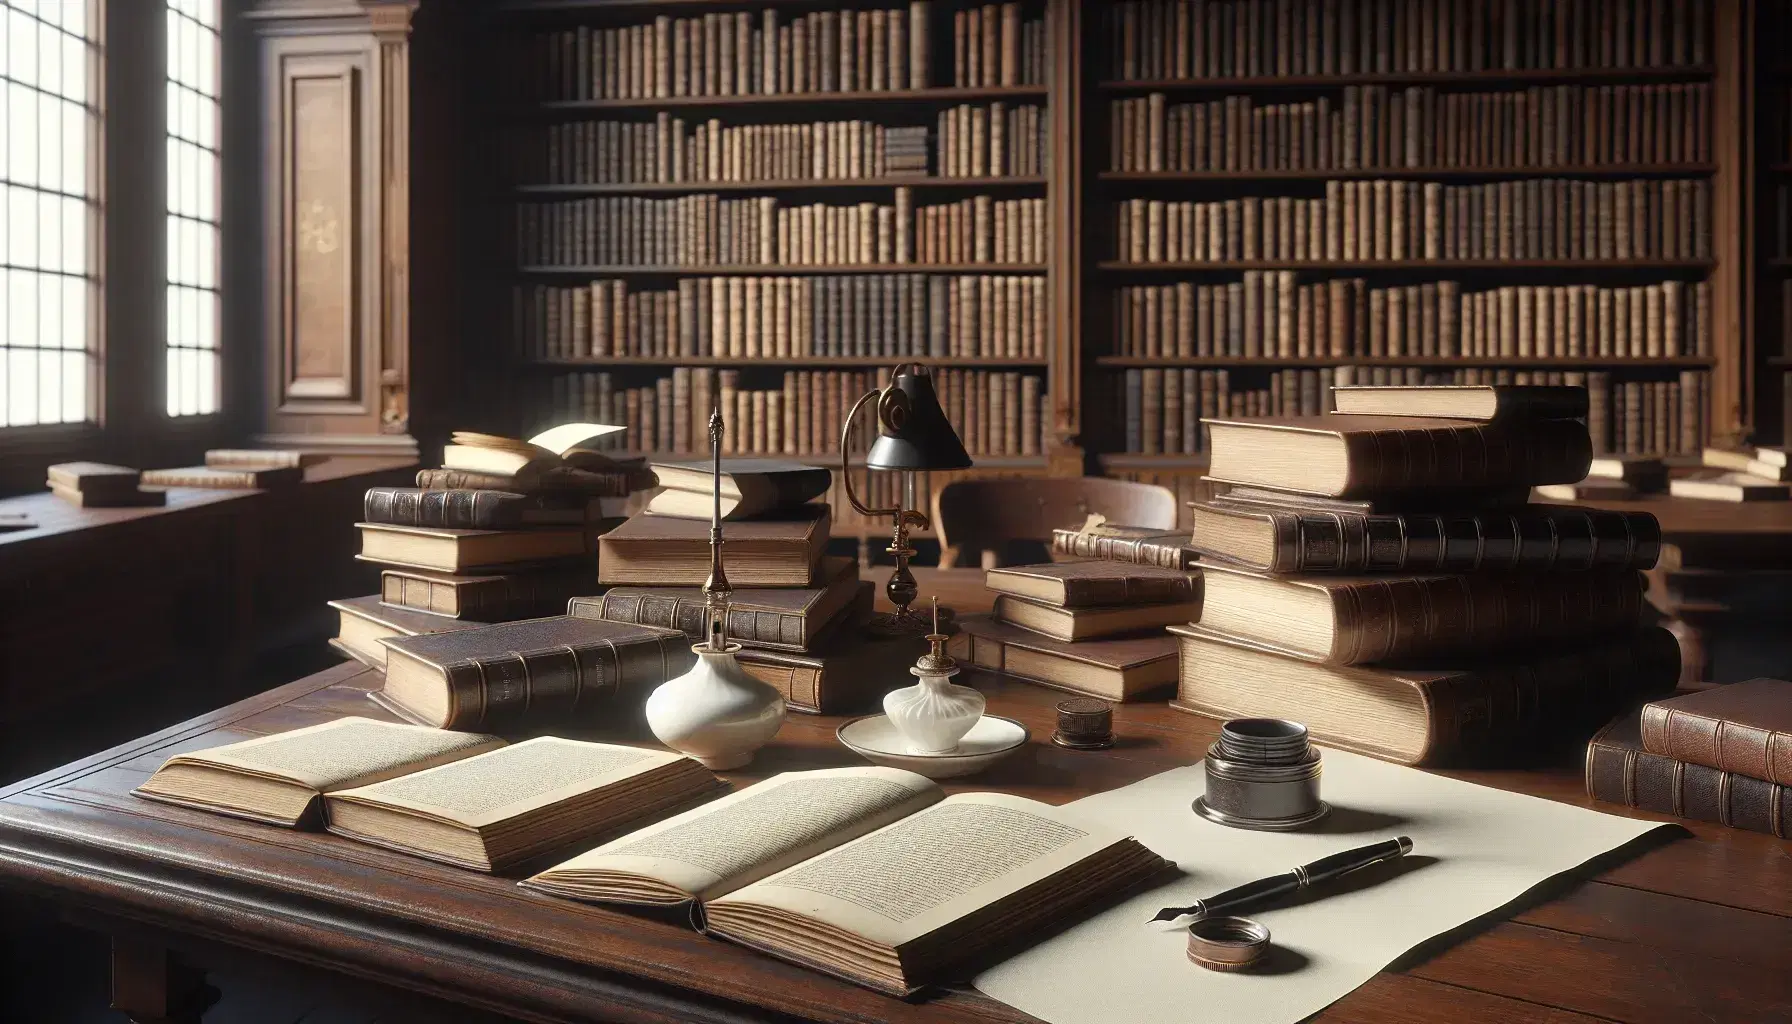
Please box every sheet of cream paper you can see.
[974,749,1673,1024]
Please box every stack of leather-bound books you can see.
[582,458,882,714]
[1171,384,1682,766]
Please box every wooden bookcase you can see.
[466,0,1768,538]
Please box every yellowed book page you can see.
[169,718,503,793]
[535,767,940,902]
[709,792,1126,947]
[328,737,686,830]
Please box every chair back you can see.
[932,477,1179,568]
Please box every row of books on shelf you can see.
[1109,276,1712,360]
[1112,178,1711,264]
[547,367,1044,459]
[1108,82,1710,173]
[1110,365,1707,456]
[1106,0,1710,79]
[516,273,1047,362]
[524,2,1046,103]
[516,182,1047,269]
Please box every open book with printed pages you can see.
[134,719,724,872]
[440,423,629,479]
[522,767,1171,997]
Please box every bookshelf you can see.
[470,0,1769,539]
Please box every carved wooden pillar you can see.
[247,0,419,457]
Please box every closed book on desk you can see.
[329,595,481,668]
[1172,624,1680,766]
[380,565,598,621]
[324,737,724,872]
[523,768,1170,998]
[598,506,829,586]
[416,466,641,498]
[1203,415,1592,499]
[46,461,141,495]
[1050,524,1198,570]
[947,615,1179,701]
[646,459,831,520]
[1639,680,1792,786]
[376,616,692,731]
[205,448,323,469]
[1212,483,1534,514]
[1198,563,1645,666]
[133,718,504,828]
[1587,709,1792,838]
[1189,501,1661,574]
[991,595,1201,643]
[984,561,1198,608]
[356,522,590,573]
[364,487,596,530]
[1668,471,1792,503]
[141,465,302,489]
[1330,384,1588,422]
[572,556,858,652]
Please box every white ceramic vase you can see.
[882,660,985,756]
[646,645,786,770]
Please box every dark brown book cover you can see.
[1175,624,1681,766]
[378,616,693,731]
[379,565,599,621]
[569,556,857,652]
[734,590,914,714]
[1190,500,1662,574]
[1203,414,1593,499]
[1639,680,1792,787]
[597,505,829,586]
[946,614,1179,702]
[1199,562,1647,666]
[1587,707,1792,838]
[329,594,483,668]
[984,560,1199,608]
[1210,483,1534,514]
[1050,524,1198,570]
[364,488,593,530]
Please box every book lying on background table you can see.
[141,465,303,490]
[645,458,832,520]
[1668,471,1791,503]
[1329,384,1589,422]
[1049,516,1197,570]
[983,560,1197,607]
[949,615,1179,701]
[204,449,324,470]
[380,564,598,621]
[990,594,1201,643]
[46,462,164,507]
[523,766,1171,997]
[573,556,859,652]
[328,595,482,668]
[598,505,830,586]
[356,522,591,573]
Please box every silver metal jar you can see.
[1194,719,1329,831]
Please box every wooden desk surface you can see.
[1,568,1788,1024]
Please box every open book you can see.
[522,767,1170,996]
[135,719,724,872]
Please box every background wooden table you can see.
[0,567,1787,1024]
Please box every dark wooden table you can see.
[1,568,1788,1024]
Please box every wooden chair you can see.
[931,477,1179,569]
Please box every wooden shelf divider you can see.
[536,85,1047,113]
[518,176,1047,195]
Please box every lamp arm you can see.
[840,389,900,519]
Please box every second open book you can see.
[522,766,1171,997]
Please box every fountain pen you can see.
[1150,836,1414,923]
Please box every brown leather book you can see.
[1640,680,1792,786]
[947,614,1179,702]
[329,594,481,668]
[141,465,302,489]
[570,556,858,652]
[356,522,590,573]
[984,560,1198,608]
[1211,483,1533,514]
[364,488,595,530]
[1189,501,1662,574]
[379,565,598,622]
[1198,562,1646,666]
[46,461,141,494]
[377,616,693,730]
[1587,708,1792,839]
[204,449,323,469]
[598,505,829,586]
[1329,384,1589,422]
[47,482,165,508]
[1049,523,1198,570]
[416,465,644,498]
[1173,624,1680,767]
[992,594,1200,643]
[1203,414,1592,499]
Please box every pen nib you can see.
[1149,905,1200,923]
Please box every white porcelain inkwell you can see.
[881,599,987,755]
[644,407,786,770]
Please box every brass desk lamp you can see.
[839,364,973,637]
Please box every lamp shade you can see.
[866,367,973,470]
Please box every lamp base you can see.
[867,605,957,639]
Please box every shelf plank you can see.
[516,176,1046,195]
[533,86,1047,112]
[519,263,1049,275]
[1095,356,1718,368]
[1098,260,1715,271]
[597,451,1049,470]
[530,356,1049,368]
[1099,67,1715,91]
[1101,165,1714,182]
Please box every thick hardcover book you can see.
[1668,471,1791,503]
[1198,562,1646,666]
[984,560,1198,608]
[1203,415,1592,499]
[991,594,1200,643]
[46,461,141,494]
[947,614,1179,702]
[570,556,858,652]
[416,466,642,498]
[1049,524,1198,570]
[1330,384,1589,422]
[646,458,831,520]
[379,565,598,621]
[1189,501,1661,574]
[1587,709,1792,838]
[598,505,829,586]
[329,594,481,668]
[1639,680,1792,786]
[377,616,693,730]
[364,487,595,530]
[1211,483,1534,514]
[141,465,303,489]
[205,449,322,469]
[1173,624,1680,767]
[356,522,590,573]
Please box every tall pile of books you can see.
[1172,384,1680,766]
[580,457,879,714]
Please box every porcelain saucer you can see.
[836,714,1030,779]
